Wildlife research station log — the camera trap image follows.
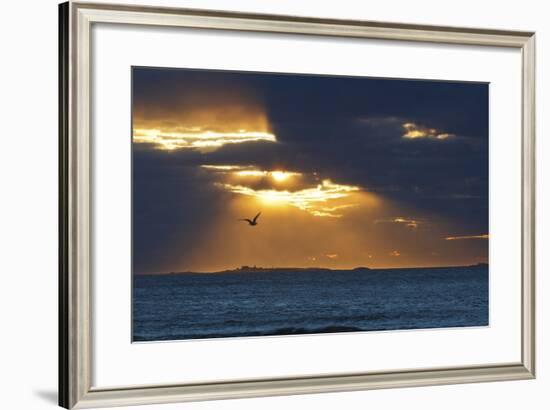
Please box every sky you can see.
[132,67,488,274]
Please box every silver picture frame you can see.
[59,2,536,408]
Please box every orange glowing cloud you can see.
[445,234,489,241]
[375,217,421,229]
[402,122,454,140]
[133,129,276,151]
[199,164,382,218]
[133,79,276,151]
[217,179,360,218]
[201,165,301,183]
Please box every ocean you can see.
[133,265,488,342]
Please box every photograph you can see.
[132,67,489,342]
[0,0,542,408]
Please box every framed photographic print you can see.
[59,2,535,408]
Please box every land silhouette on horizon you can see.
[135,262,489,276]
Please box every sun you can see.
[271,171,294,182]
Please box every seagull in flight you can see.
[239,212,261,226]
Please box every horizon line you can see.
[135,262,489,276]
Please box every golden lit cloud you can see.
[199,165,246,171]
[133,78,277,152]
[389,250,401,257]
[201,165,301,183]
[217,179,360,217]
[445,234,489,241]
[200,165,379,220]
[234,169,268,177]
[133,128,277,151]
[325,254,339,259]
[271,171,300,182]
[233,170,300,181]
[402,122,454,140]
[376,217,421,229]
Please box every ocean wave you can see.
[134,324,366,341]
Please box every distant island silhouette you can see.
[137,262,488,276]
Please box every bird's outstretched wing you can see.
[239,218,253,224]
[252,212,261,223]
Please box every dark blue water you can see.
[133,266,488,342]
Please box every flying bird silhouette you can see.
[239,212,261,226]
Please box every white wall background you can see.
[0,0,546,409]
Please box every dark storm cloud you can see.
[132,67,488,272]
[133,149,233,273]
